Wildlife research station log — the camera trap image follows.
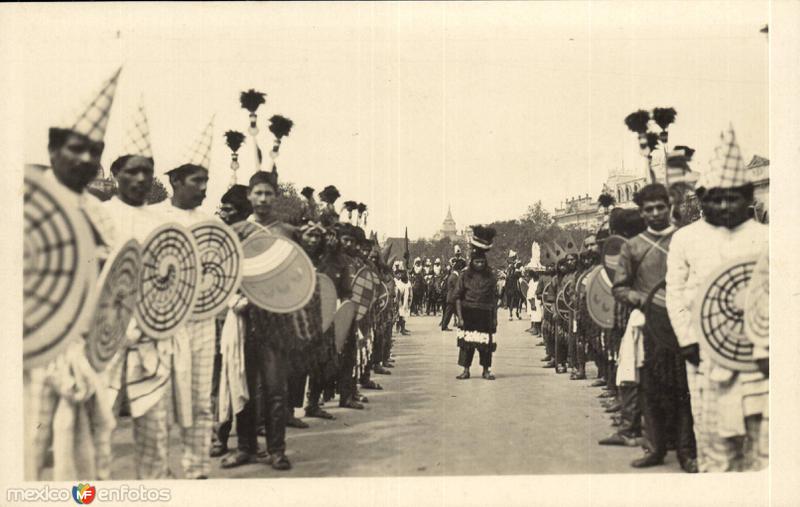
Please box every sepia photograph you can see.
[3,1,798,505]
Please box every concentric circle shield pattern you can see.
[135,222,200,339]
[24,167,96,369]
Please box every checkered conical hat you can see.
[67,67,122,143]
[122,96,153,158]
[185,116,215,169]
[697,125,749,191]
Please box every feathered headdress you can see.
[301,186,314,199]
[469,225,496,251]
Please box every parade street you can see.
[106,314,682,479]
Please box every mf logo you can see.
[72,484,96,505]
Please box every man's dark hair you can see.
[633,183,670,208]
[167,163,206,186]
[47,128,73,151]
[248,170,279,192]
[109,154,155,176]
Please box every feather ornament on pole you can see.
[240,89,266,172]
[343,200,358,222]
[224,130,245,186]
[356,203,367,227]
[625,109,652,155]
[268,115,294,160]
[652,107,677,143]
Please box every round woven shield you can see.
[334,300,357,352]
[541,281,554,313]
[601,235,627,283]
[586,265,615,330]
[318,273,337,332]
[744,249,769,349]
[643,280,680,352]
[24,167,97,369]
[518,278,529,300]
[190,220,244,321]
[374,281,390,314]
[351,266,376,321]
[84,239,141,371]
[136,222,201,339]
[692,255,759,372]
[240,234,316,313]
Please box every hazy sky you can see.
[13,1,768,239]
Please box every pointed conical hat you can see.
[697,125,749,191]
[185,116,215,169]
[62,66,122,143]
[122,96,153,158]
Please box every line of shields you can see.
[541,234,768,372]
[23,167,385,375]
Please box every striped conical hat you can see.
[185,116,215,169]
[697,125,749,191]
[122,96,153,158]
[64,66,122,143]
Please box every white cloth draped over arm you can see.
[218,305,249,423]
[665,228,696,348]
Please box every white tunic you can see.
[665,218,768,435]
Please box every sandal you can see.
[221,451,255,469]
[269,453,292,471]
[305,406,335,420]
[361,380,383,390]
[456,371,470,380]
[482,371,496,380]
[209,443,228,458]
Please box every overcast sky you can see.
[13,1,768,239]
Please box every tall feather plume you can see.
[224,130,245,153]
[624,110,651,134]
[268,115,294,139]
[652,107,677,131]
[356,203,367,215]
[240,89,266,113]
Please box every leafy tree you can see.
[146,178,169,204]
[274,182,305,225]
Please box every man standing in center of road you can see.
[455,226,498,381]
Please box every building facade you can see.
[433,206,468,242]
[552,155,770,228]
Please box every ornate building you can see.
[552,193,603,229]
[433,206,468,242]
[553,155,770,228]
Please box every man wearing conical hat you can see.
[666,126,768,472]
[101,97,175,479]
[454,226,499,380]
[24,67,123,481]
[150,116,220,479]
